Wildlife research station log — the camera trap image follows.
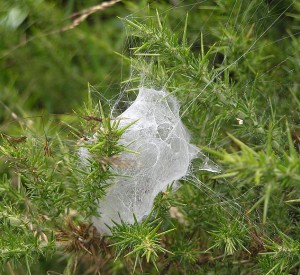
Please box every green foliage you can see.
[110,216,173,272]
[0,91,130,272]
[206,128,300,225]
[207,218,250,256]
[259,230,300,274]
[1,0,300,274]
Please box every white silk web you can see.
[81,0,295,235]
[92,87,215,234]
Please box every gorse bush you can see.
[1,0,300,274]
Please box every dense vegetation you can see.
[1,0,300,274]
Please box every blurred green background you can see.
[0,0,205,120]
[1,0,299,120]
[0,0,134,117]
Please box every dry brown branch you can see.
[0,0,122,59]
[61,0,122,32]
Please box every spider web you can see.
[89,0,298,234]
[92,87,215,234]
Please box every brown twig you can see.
[1,0,122,59]
[60,0,122,32]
